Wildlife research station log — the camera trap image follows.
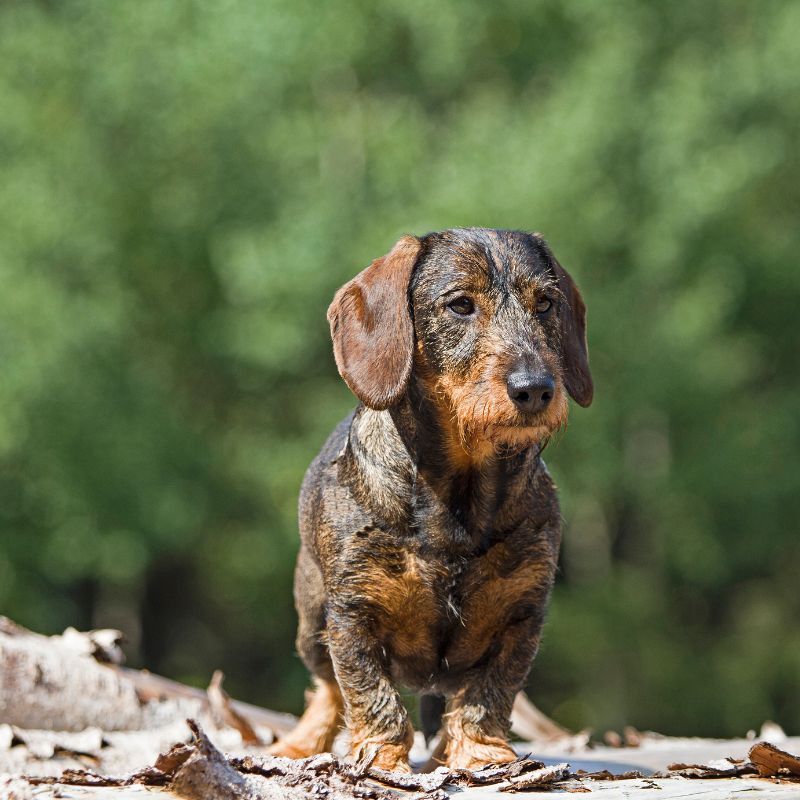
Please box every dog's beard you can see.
[439,378,569,457]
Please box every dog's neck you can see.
[386,380,543,540]
[346,394,542,547]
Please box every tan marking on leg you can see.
[446,735,517,770]
[443,710,516,770]
[441,690,517,770]
[267,677,343,759]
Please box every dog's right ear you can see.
[327,235,421,410]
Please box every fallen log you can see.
[0,617,163,731]
[0,617,295,736]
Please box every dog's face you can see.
[410,229,591,452]
[328,228,592,456]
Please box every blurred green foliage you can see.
[1,0,798,737]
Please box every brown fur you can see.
[270,228,592,771]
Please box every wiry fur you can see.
[269,228,593,771]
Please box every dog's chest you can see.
[355,530,550,690]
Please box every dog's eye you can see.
[535,298,553,314]
[448,296,475,316]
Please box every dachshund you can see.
[269,228,592,772]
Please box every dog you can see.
[269,228,593,772]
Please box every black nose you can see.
[506,371,555,414]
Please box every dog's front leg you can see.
[443,624,541,770]
[327,609,413,772]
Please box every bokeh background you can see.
[2,0,799,738]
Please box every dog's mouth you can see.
[483,390,569,448]
[502,402,565,430]
[484,420,556,449]
[496,419,551,431]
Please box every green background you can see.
[1,0,798,738]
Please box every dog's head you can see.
[328,228,592,455]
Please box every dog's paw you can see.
[445,734,517,770]
[353,739,412,773]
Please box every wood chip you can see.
[575,769,645,780]
[749,741,800,779]
[499,762,571,792]
[666,757,758,779]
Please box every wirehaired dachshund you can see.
[269,228,593,771]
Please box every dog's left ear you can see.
[327,235,421,410]
[536,237,593,407]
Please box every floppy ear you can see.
[327,235,421,410]
[536,238,593,407]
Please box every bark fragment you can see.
[665,758,757,778]
[749,741,800,779]
[498,762,571,792]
